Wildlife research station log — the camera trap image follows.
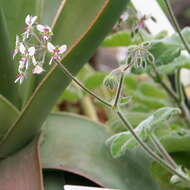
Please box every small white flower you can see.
[19,43,35,57]
[37,24,53,40]
[32,65,44,74]
[47,42,67,64]
[14,73,25,84]
[24,15,37,39]
[13,35,20,59]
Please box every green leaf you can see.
[107,112,150,133]
[139,82,167,99]
[106,116,150,158]
[84,73,106,90]
[0,95,19,140]
[164,27,190,49]
[0,0,129,157]
[0,0,37,46]
[60,86,82,103]
[134,92,169,109]
[158,55,190,74]
[0,9,18,106]
[150,107,181,129]
[107,107,181,157]
[101,30,140,47]
[149,40,181,66]
[40,112,166,190]
[0,139,43,190]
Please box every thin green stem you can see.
[164,0,190,54]
[113,72,124,108]
[55,60,112,108]
[151,64,190,125]
[116,110,190,185]
[151,64,178,102]
[150,134,177,169]
[175,69,184,104]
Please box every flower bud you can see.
[103,74,118,90]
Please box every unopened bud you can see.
[103,75,118,90]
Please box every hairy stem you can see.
[56,60,112,108]
[150,133,177,169]
[113,72,124,108]
[56,59,190,185]
[116,110,190,184]
[163,0,190,54]
[175,69,184,103]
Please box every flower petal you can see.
[58,45,67,54]
[25,15,31,25]
[47,42,55,53]
[33,65,44,74]
[37,24,45,32]
[31,16,37,25]
[28,47,35,56]
[19,43,26,54]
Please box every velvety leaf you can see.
[107,107,181,157]
[101,30,139,47]
[149,40,181,66]
[0,95,19,140]
[164,27,190,49]
[106,117,150,158]
[158,55,190,74]
[0,9,18,106]
[40,113,164,190]
[0,0,129,157]
[0,139,43,190]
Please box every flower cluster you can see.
[125,42,154,69]
[13,14,67,84]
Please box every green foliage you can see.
[107,107,181,158]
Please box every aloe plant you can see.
[1,0,190,189]
[0,0,138,189]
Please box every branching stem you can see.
[56,59,190,184]
[55,60,112,108]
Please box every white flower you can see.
[24,15,37,39]
[19,43,35,56]
[14,73,25,84]
[32,65,44,74]
[13,35,20,59]
[18,43,36,72]
[37,24,53,40]
[47,42,67,64]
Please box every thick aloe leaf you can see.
[0,0,129,157]
[44,170,65,190]
[0,9,18,105]
[40,113,168,190]
[0,139,44,190]
[0,0,37,46]
[0,95,19,140]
